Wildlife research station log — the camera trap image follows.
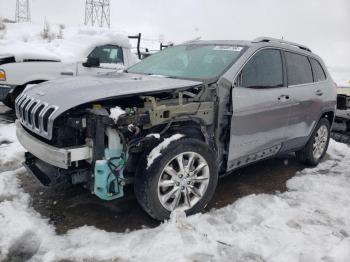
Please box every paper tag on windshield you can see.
[214,46,243,52]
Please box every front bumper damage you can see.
[16,120,92,186]
[23,152,91,186]
[16,118,127,200]
[16,120,92,169]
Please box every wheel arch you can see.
[305,109,335,145]
[127,120,209,176]
[320,110,335,126]
[167,120,206,142]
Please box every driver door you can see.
[77,45,124,76]
[227,48,291,170]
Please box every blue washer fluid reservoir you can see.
[94,128,126,200]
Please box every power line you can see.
[15,0,31,23]
[85,0,110,28]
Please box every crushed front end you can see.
[16,105,131,200]
[15,82,214,201]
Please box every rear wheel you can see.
[296,118,331,166]
[134,138,218,220]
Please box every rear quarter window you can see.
[285,52,313,86]
[310,58,327,82]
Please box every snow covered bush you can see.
[57,24,65,39]
[0,18,5,31]
[40,20,56,42]
[0,18,6,40]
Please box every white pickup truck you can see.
[331,83,350,143]
[0,42,138,108]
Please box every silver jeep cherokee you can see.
[15,37,336,220]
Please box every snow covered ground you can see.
[1,122,350,262]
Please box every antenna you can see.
[85,0,111,28]
[15,0,31,23]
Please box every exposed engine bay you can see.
[20,85,216,201]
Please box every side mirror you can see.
[83,57,100,68]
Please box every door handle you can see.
[61,71,74,76]
[315,90,323,96]
[278,95,290,102]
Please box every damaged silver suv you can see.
[15,37,337,220]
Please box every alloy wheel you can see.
[157,152,210,211]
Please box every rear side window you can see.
[240,49,283,88]
[310,58,326,82]
[285,52,313,86]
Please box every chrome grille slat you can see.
[42,107,56,132]
[20,97,31,120]
[34,104,45,130]
[15,94,25,116]
[30,102,42,129]
[24,98,34,122]
[38,103,49,132]
[14,94,58,140]
[27,100,38,126]
[16,94,27,117]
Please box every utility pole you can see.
[85,0,111,28]
[15,0,31,23]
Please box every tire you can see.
[296,118,331,166]
[2,98,14,109]
[3,85,25,109]
[134,138,218,220]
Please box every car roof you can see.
[181,38,323,61]
[182,40,253,47]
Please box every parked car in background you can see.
[0,41,137,108]
[331,82,350,143]
[15,37,336,220]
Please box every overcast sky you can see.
[1,0,349,71]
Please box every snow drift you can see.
[0,22,131,63]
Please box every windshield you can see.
[128,44,246,80]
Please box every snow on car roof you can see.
[0,22,131,63]
[0,51,61,62]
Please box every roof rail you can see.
[253,37,312,52]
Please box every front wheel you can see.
[296,118,331,166]
[134,138,218,220]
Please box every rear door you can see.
[282,51,323,145]
[227,48,291,170]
